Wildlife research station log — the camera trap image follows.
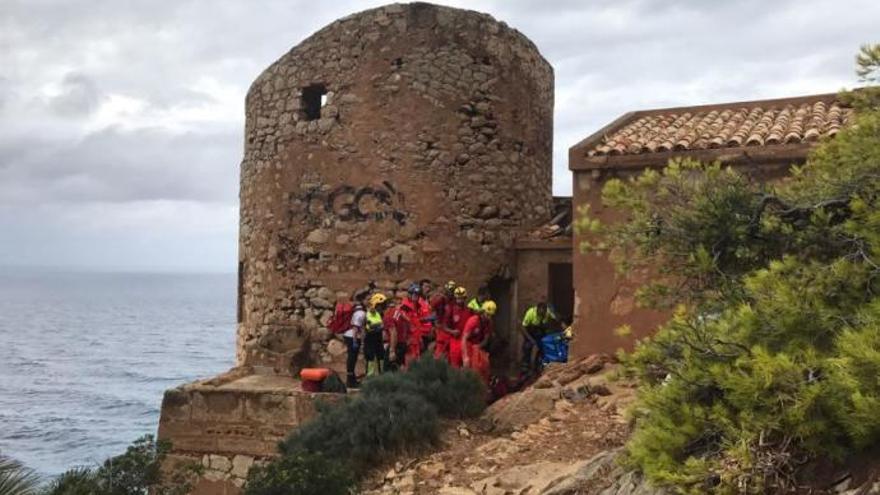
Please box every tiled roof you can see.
[585,94,853,157]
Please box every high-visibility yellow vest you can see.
[366,310,383,333]
[522,306,556,327]
[467,298,482,312]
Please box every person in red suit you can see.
[398,282,432,366]
[382,295,407,372]
[431,280,457,360]
[444,286,473,368]
[461,300,495,384]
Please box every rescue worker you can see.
[520,301,558,375]
[398,282,432,365]
[383,296,407,372]
[364,293,388,377]
[467,286,491,313]
[443,286,472,367]
[432,280,457,360]
[420,279,433,300]
[432,280,456,324]
[343,291,368,388]
[462,300,495,384]
[418,279,437,352]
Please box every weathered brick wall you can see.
[237,3,554,373]
[570,162,795,357]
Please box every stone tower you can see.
[237,2,554,373]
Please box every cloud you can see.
[49,73,103,117]
[0,127,239,206]
[1,0,878,271]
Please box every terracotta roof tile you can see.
[585,95,853,157]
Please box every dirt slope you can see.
[361,355,650,495]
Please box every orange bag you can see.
[300,368,331,381]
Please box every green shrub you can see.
[280,390,439,475]
[243,450,354,495]
[357,370,422,398]
[42,468,100,495]
[0,453,42,495]
[43,435,197,495]
[361,356,487,419]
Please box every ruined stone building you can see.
[157,4,853,492]
[236,2,555,375]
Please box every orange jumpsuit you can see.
[431,293,453,360]
[399,297,431,365]
[462,314,492,383]
[444,302,472,368]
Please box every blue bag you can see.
[540,332,569,365]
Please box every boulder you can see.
[470,461,582,495]
[230,455,254,478]
[539,449,665,495]
[208,454,232,472]
[317,287,335,300]
[418,461,446,478]
[306,229,330,244]
[477,205,499,219]
[486,386,558,431]
[383,244,417,264]
[310,297,333,309]
[438,487,477,495]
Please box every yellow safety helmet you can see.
[481,300,497,316]
[369,293,388,309]
[454,286,468,298]
[445,280,457,291]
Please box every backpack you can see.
[540,332,569,365]
[327,302,354,334]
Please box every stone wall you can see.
[237,3,554,373]
[164,452,255,495]
[158,369,342,494]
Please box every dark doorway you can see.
[548,263,573,324]
[487,276,513,373]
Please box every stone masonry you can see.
[237,3,554,374]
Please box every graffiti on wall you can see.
[294,181,409,226]
[275,180,413,269]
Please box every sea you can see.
[0,270,236,476]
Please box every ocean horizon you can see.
[0,269,236,476]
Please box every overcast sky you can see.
[1,1,877,273]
